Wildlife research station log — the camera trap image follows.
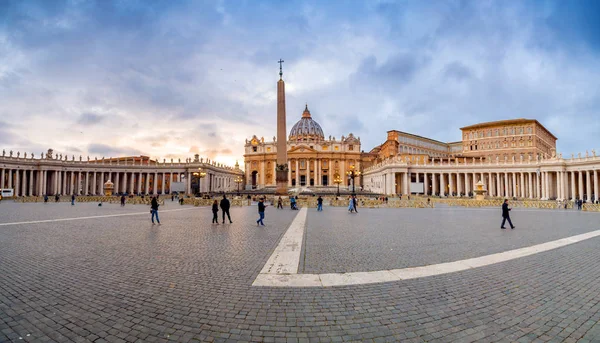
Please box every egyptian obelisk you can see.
[275,59,288,195]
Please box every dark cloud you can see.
[77,112,105,126]
[88,143,143,157]
[443,62,474,81]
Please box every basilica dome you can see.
[289,105,325,141]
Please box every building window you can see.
[519,128,523,134]
[252,147,257,152]
[322,145,328,150]
[503,129,507,135]
[334,146,339,151]
[266,147,271,152]
[300,160,305,169]
[349,145,354,151]
[511,128,515,135]
[528,127,532,133]
[322,160,328,168]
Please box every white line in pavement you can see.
[0,207,197,226]
[255,207,308,278]
[253,216,600,287]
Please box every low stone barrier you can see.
[13,196,164,205]
[583,203,600,212]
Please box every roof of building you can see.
[460,119,557,140]
[386,130,449,147]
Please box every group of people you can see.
[211,195,233,224]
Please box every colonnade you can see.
[0,158,243,197]
[365,160,600,202]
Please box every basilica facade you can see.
[244,105,362,190]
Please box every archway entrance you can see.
[251,171,258,189]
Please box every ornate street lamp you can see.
[192,167,207,196]
[234,176,243,195]
[333,175,343,197]
[346,165,361,195]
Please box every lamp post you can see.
[234,176,243,196]
[192,168,207,196]
[346,165,361,195]
[333,175,342,197]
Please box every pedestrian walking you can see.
[290,196,297,210]
[44,195,49,203]
[348,196,354,213]
[353,195,359,213]
[212,200,219,224]
[317,196,323,211]
[220,195,233,223]
[120,195,126,207]
[71,194,75,205]
[501,199,515,229]
[277,196,283,209]
[151,196,161,225]
[256,198,267,226]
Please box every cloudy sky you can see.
[1,0,599,167]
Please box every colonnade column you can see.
[528,172,533,199]
[578,171,584,200]
[424,172,429,195]
[432,173,437,196]
[520,173,525,198]
[586,171,592,202]
[314,160,318,186]
[115,172,120,194]
[594,170,599,203]
[402,172,408,195]
[511,173,516,198]
[440,173,446,197]
[557,171,563,200]
[456,173,462,196]
[0,169,4,189]
[162,173,166,194]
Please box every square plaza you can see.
[2,201,600,342]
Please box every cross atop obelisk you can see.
[278,59,284,79]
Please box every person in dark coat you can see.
[150,196,161,225]
[317,196,323,211]
[256,198,267,226]
[220,195,232,223]
[501,199,515,229]
[71,194,76,206]
[212,200,219,224]
[120,195,126,207]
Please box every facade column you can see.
[511,173,516,198]
[503,172,508,198]
[0,168,4,188]
[520,172,525,198]
[70,171,75,195]
[448,173,454,197]
[85,172,89,195]
[402,172,409,195]
[313,159,318,186]
[15,170,20,196]
[8,169,13,189]
[295,160,299,187]
[456,173,462,196]
[424,172,429,195]
[586,170,592,202]
[162,173,166,194]
[137,172,142,194]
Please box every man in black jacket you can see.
[501,199,515,229]
[220,195,233,224]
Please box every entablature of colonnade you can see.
[0,156,242,176]
[364,155,600,176]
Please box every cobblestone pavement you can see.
[303,207,600,273]
[1,202,600,342]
